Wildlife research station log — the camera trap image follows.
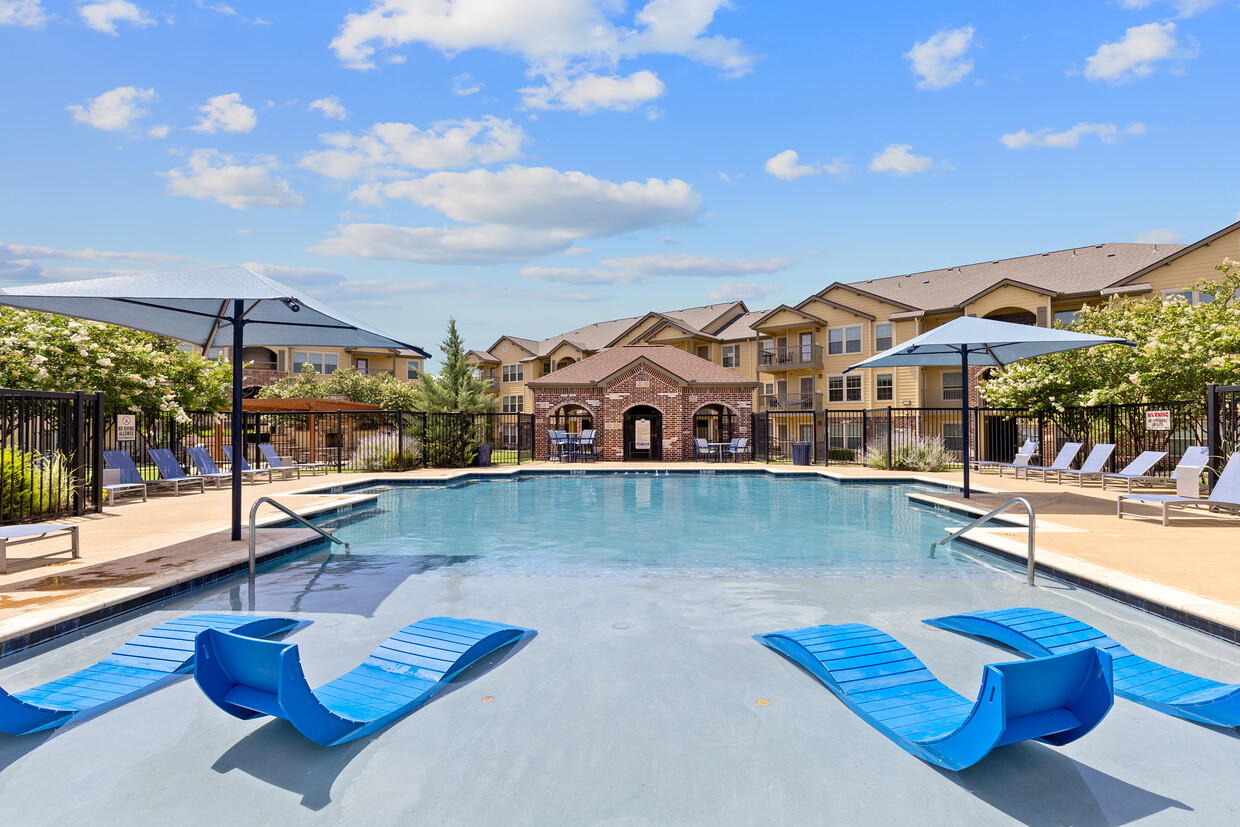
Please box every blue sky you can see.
[2,1,1238,361]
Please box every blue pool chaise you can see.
[754,622,1113,771]
[0,614,298,735]
[195,616,536,746]
[925,607,1240,728]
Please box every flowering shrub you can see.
[860,434,957,471]
[352,434,420,471]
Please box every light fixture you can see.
[281,297,302,313]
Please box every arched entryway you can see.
[555,357,577,370]
[693,404,736,443]
[983,307,1036,326]
[241,346,278,370]
[549,404,593,434]
[623,405,662,460]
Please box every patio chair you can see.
[103,450,204,496]
[927,607,1240,727]
[546,430,568,462]
[1117,451,1240,526]
[1047,443,1115,485]
[0,523,79,574]
[1101,446,1206,493]
[728,437,751,462]
[195,616,536,746]
[754,622,1112,771]
[576,429,596,462]
[259,442,327,478]
[99,467,146,505]
[221,447,275,483]
[148,448,208,491]
[1086,450,1168,492]
[187,445,270,486]
[975,439,1038,474]
[1011,442,1083,481]
[693,438,717,462]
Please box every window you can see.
[829,422,864,450]
[292,351,337,374]
[502,395,524,413]
[1162,288,1230,306]
[799,332,813,362]
[876,373,893,401]
[875,323,892,352]
[845,375,862,402]
[406,361,420,380]
[764,383,774,395]
[502,363,524,383]
[828,325,862,355]
[722,345,738,368]
[696,345,710,360]
[502,424,519,446]
[942,371,963,400]
[828,376,844,403]
[1053,310,1082,328]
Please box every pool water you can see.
[320,474,994,579]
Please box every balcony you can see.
[760,392,822,411]
[923,387,964,406]
[758,344,823,370]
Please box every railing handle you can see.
[930,496,1037,586]
[248,496,348,578]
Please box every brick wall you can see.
[533,363,754,460]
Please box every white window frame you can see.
[292,351,338,374]
[828,325,862,355]
[845,374,862,402]
[827,376,844,403]
[722,345,738,368]
[406,361,420,380]
[875,323,892,352]
[502,395,524,413]
[502,363,524,383]
[876,373,893,402]
[1161,288,1221,306]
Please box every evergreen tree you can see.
[412,318,493,413]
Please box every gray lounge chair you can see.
[1048,443,1116,485]
[975,439,1038,474]
[1013,442,1083,481]
[0,523,79,574]
[259,443,327,477]
[221,447,274,483]
[103,450,203,496]
[1118,452,1240,525]
[1102,446,1206,493]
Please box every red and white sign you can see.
[1145,410,1171,431]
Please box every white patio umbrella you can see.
[844,316,1134,497]
[0,265,429,538]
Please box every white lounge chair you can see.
[1118,452,1240,525]
[1101,446,1206,493]
[975,439,1038,474]
[0,523,79,574]
[1048,443,1116,485]
[1013,442,1083,481]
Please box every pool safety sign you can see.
[117,414,137,441]
[1145,410,1171,431]
[635,419,651,449]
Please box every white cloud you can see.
[147,124,170,138]
[1000,122,1146,149]
[1117,0,1224,17]
[453,73,483,96]
[300,116,527,180]
[79,1,155,35]
[162,149,306,210]
[1084,22,1194,84]
[521,266,643,286]
[0,241,189,285]
[1,1,46,26]
[191,93,257,133]
[308,96,349,120]
[67,85,155,131]
[520,69,666,112]
[707,281,779,302]
[329,1,752,116]
[764,150,818,181]
[597,253,793,277]
[869,144,945,175]
[905,25,976,90]
[0,242,188,264]
[313,165,702,264]
[1131,227,1182,244]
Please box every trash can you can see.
[790,441,811,466]
[475,443,494,467]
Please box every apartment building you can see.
[221,344,429,394]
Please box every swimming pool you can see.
[2,471,1238,825]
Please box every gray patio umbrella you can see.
[844,316,1134,498]
[0,265,428,538]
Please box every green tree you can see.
[258,366,420,410]
[0,308,232,421]
[412,318,493,413]
[982,260,1240,411]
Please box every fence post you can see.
[1037,412,1045,464]
[1206,383,1220,491]
[93,392,104,512]
[336,410,343,473]
[861,410,868,463]
[1107,403,1118,472]
[397,410,405,470]
[72,391,86,516]
[887,407,893,470]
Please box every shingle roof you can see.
[715,310,768,341]
[829,243,1184,313]
[528,345,757,387]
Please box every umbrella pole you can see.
[231,299,244,541]
[960,348,970,499]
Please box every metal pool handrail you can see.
[929,497,1037,586]
[248,496,348,578]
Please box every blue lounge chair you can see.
[925,607,1240,728]
[754,622,1112,771]
[1012,442,1083,481]
[1047,443,1115,485]
[221,446,274,484]
[0,523,78,574]
[259,442,327,477]
[104,450,204,496]
[188,445,270,486]
[974,439,1038,474]
[148,448,207,491]
[0,614,298,735]
[195,616,536,746]
[1117,451,1240,525]
[1102,446,1206,493]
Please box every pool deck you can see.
[1,461,1237,652]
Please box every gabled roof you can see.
[795,295,876,321]
[751,304,821,330]
[1109,220,1240,287]
[528,345,757,388]
[467,349,499,363]
[715,309,768,341]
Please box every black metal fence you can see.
[1208,384,1240,490]
[1,389,104,524]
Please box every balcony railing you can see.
[760,392,822,410]
[758,345,823,370]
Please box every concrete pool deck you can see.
[0,462,1237,652]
